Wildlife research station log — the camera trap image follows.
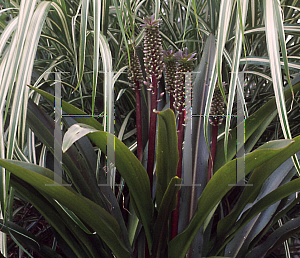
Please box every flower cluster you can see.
[163,49,177,98]
[141,14,164,89]
[209,84,226,126]
[127,45,143,88]
[173,48,196,113]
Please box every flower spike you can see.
[173,48,196,113]
[163,49,177,96]
[141,15,165,87]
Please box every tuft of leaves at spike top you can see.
[128,45,143,88]
[174,47,196,113]
[209,83,226,126]
[163,49,177,98]
[141,14,165,90]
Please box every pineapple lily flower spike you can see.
[127,44,144,161]
[163,49,177,112]
[141,14,165,88]
[128,45,143,87]
[173,48,197,114]
[141,14,165,193]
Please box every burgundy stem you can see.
[207,123,218,183]
[145,241,150,258]
[147,74,158,194]
[176,110,185,178]
[170,92,175,113]
[134,80,143,162]
[171,109,185,239]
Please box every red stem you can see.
[135,81,143,162]
[170,92,175,113]
[147,74,158,193]
[145,241,150,258]
[176,111,185,178]
[207,124,218,183]
[171,109,185,239]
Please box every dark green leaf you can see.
[27,85,104,130]
[168,136,300,258]
[0,159,131,258]
[156,109,178,208]
[152,176,181,257]
[86,130,154,251]
[245,215,300,258]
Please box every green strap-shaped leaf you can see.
[245,214,300,258]
[217,139,295,239]
[63,124,154,251]
[156,109,178,208]
[51,2,73,49]
[239,56,300,71]
[263,0,300,175]
[28,86,133,252]
[27,85,104,131]
[91,0,101,115]
[0,217,64,258]
[27,99,107,208]
[203,0,234,160]
[152,176,181,258]
[168,136,300,258]
[10,177,96,257]
[217,178,300,256]
[0,159,131,258]
[54,200,95,235]
[11,174,110,258]
[88,130,154,251]
[243,194,300,257]
[224,0,249,162]
[74,0,89,92]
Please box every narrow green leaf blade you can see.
[230,178,300,258]
[264,0,300,176]
[217,140,295,240]
[54,200,95,234]
[88,130,154,251]
[153,176,182,256]
[203,0,234,159]
[61,124,154,251]
[263,0,290,139]
[28,85,104,131]
[91,0,101,115]
[74,0,89,92]
[245,213,300,258]
[156,109,178,208]
[27,99,106,208]
[224,0,249,162]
